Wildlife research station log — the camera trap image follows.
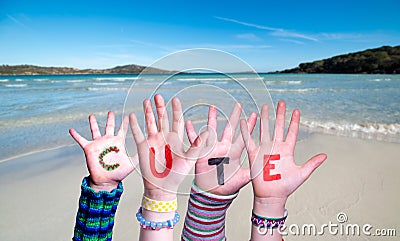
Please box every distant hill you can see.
[277,45,400,74]
[0,64,173,75]
[3,45,400,75]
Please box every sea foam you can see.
[5,84,28,88]
[302,120,400,135]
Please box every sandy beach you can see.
[2,0,400,239]
[0,133,398,240]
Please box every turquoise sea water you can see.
[0,74,399,161]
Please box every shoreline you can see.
[0,133,399,240]
[1,73,399,162]
[1,128,399,164]
[2,73,400,77]
[0,143,76,164]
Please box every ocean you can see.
[0,73,399,162]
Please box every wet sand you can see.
[0,133,398,240]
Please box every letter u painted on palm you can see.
[149,144,173,178]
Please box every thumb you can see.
[235,168,251,190]
[129,153,139,169]
[185,131,209,161]
[301,153,327,180]
[69,128,89,148]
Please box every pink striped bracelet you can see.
[251,209,288,229]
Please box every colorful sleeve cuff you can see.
[73,177,123,241]
[181,181,238,241]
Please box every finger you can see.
[154,94,170,133]
[260,104,271,144]
[89,114,101,139]
[301,153,327,180]
[117,115,129,137]
[105,111,115,136]
[221,102,242,142]
[206,105,217,146]
[172,97,184,140]
[240,119,260,176]
[185,131,209,160]
[129,113,145,144]
[235,112,257,148]
[273,100,286,142]
[285,109,300,145]
[240,119,257,154]
[248,112,258,134]
[129,153,139,169]
[234,168,251,190]
[143,99,158,136]
[185,120,197,144]
[69,128,89,148]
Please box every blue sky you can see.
[1,0,399,72]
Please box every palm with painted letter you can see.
[240,101,327,208]
[186,103,258,195]
[69,111,136,192]
[129,94,208,200]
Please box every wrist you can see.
[142,188,177,222]
[192,180,239,200]
[253,196,287,217]
[143,188,177,201]
[88,176,119,192]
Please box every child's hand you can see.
[69,111,136,192]
[240,101,327,215]
[129,94,207,201]
[186,103,257,195]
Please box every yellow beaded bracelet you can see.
[141,196,178,213]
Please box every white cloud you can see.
[69,52,155,69]
[130,39,174,52]
[236,33,262,41]
[279,39,305,45]
[215,16,318,42]
[318,33,365,40]
[178,43,272,51]
[93,44,136,49]
[6,14,28,28]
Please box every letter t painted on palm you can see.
[208,157,230,185]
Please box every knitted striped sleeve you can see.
[73,177,123,241]
[181,182,238,241]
